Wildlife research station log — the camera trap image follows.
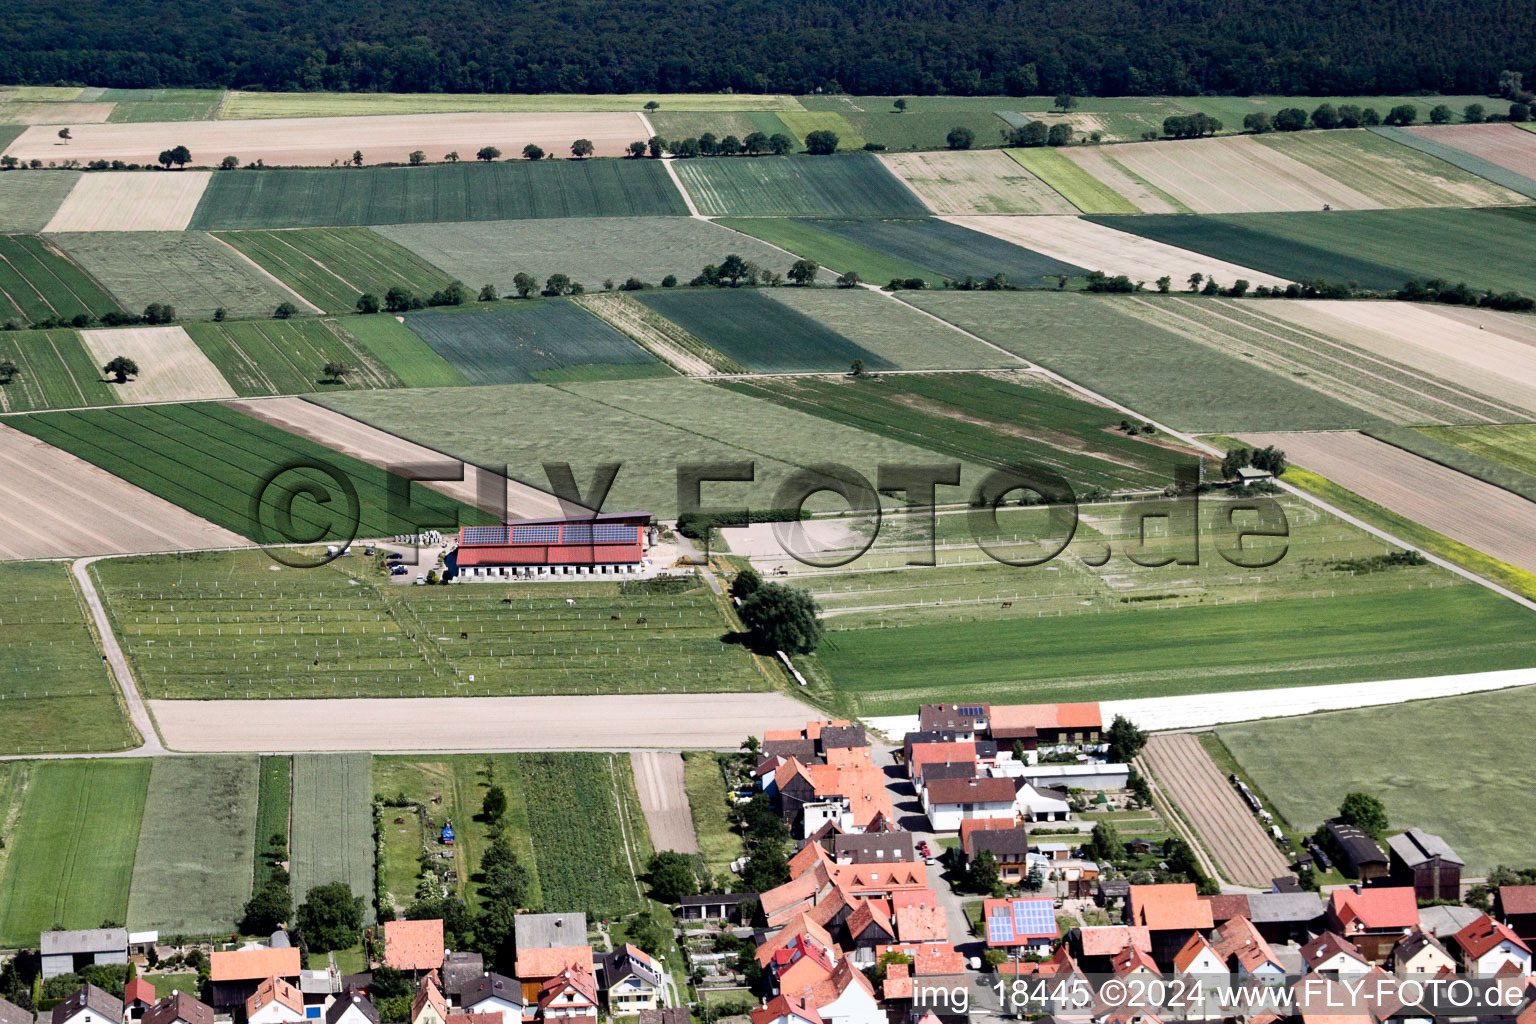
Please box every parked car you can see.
[390,565,408,576]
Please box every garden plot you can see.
[6,112,647,166]
[0,172,81,232]
[378,217,788,294]
[1239,430,1536,573]
[44,172,211,231]
[1405,123,1536,180]
[947,216,1287,287]
[0,420,249,558]
[78,325,237,403]
[879,150,1078,214]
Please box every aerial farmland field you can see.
[636,288,892,372]
[290,753,374,917]
[126,755,258,935]
[1405,123,1536,181]
[796,95,1019,152]
[759,288,1013,369]
[1376,126,1536,199]
[712,218,938,286]
[216,228,457,313]
[776,112,867,149]
[44,171,212,232]
[185,318,398,395]
[50,231,308,319]
[519,752,647,916]
[377,217,789,295]
[0,328,121,411]
[0,234,122,324]
[0,759,150,946]
[0,172,81,232]
[803,217,1086,286]
[879,150,1078,214]
[187,160,688,229]
[1415,423,1536,482]
[332,315,468,388]
[671,154,930,217]
[0,560,133,754]
[77,326,237,403]
[221,91,805,118]
[1005,148,1146,214]
[403,301,669,384]
[253,755,291,889]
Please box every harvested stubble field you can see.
[0,560,133,755]
[0,759,150,946]
[222,91,804,118]
[185,318,398,395]
[1253,129,1528,206]
[14,402,487,543]
[1087,207,1536,295]
[0,328,119,411]
[1375,126,1536,200]
[1238,429,1536,574]
[290,753,375,917]
[93,548,766,699]
[806,217,1086,286]
[1005,148,1144,215]
[377,217,788,296]
[0,420,248,558]
[1405,123,1536,180]
[216,228,456,313]
[636,288,892,373]
[718,371,1197,492]
[0,234,122,323]
[575,292,737,375]
[671,154,930,217]
[254,755,291,889]
[713,218,936,286]
[51,231,306,319]
[126,755,258,935]
[946,216,1286,289]
[77,326,237,403]
[904,290,1365,432]
[334,314,467,388]
[878,150,1077,214]
[5,112,647,166]
[0,171,80,232]
[44,171,212,232]
[187,160,688,230]
[317,376,994,517]
[1217,685,1536,873]
[1047,146,1186,213]
[403,301,668,384]
[760,288,1014,369]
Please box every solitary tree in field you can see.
[1054,93,1076,111]
[220,155,239,170]
[322,361,349,382]
[103,356,139,384]
[1512,103,1533,123]
[698,132,719,156]
[946,126,974,150]
[478,284,498,301]
[1156,275,1171,293]
[444,151,460,162]
[644,100,661,112]
[0,359,17,383]
[351,150,364,166]
[570,138,594,158]
[1384,104,1418,126]
[409,150,425,165]
[787,259,819,286]
[476,146,501,162]
[58,127,71,141]
[849,358,864,376]
[273,301,297,319]
[804,130,839,155]
[739,582,823,654]
[522,144,545,161]
[158,145,191,169]
[893,98,907,112]
[355,293,380,314]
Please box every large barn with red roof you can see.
[453,513,653,580]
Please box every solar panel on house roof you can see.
[1012,899,1055,936]
[959,706,986,716]
[987,913,1015,944]
[511,525,560,543]
[462,526,508,544]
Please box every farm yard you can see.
[803,217,1087,286]
[216,228,456,313]
[636,288,892,372]
[290,753,375,914]
[402,300,670,384]
[77,326,237,403]
[0,329,121,411]
[126,755,259,935]
[44,172,212,232]
[0,560,133,754]
[0,759,150,946]
[713,218,937,286]
[758,288,1013,369]
[12,402,487,543]
[376,217,790,295]
[671,153,930,217]
[187,160,688,230]
[878,150,1079,214]
[0,234,122,324]
[1216,685,1536,874]
[0,172,80,232]
[51,231,308,319]
[185,318,398,395]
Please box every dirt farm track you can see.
[1139,733,1290,888]
[148,692,812,752]
[631,751,700,854]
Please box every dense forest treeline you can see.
[2,0,1535,97]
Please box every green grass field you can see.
[1217,686,1536,874]
[683,752,743,883]
[0,172,80,233]
[717,371,1196,492]
[15,403,488,544]
[904,291,1374,433]
[291,753,374,923]
[49,231,306,320]
[126,755,259,936]
[759,288,1013,369]
[0,328,122,412]
[799,96,1017,152]
[185,318,400,395]
[1414,423,1536,480]
[254,755,292,889]
[215,229,457,313]
[93,548,765,699]
[104,89,224,123]
[221,92,804,118]
[0,561,133,756]
[713,218,938,286]
[331,314,467,388]
[187,161,688,230]
[805,218,1085,286]
[775,112,868,150]
[403,300,668,384]
[1007,148,1139,214]
[672,154,930,217]
[1090,207,1536,297]
[0,760,150,945]
[378,217,791,295]
[636,288,893,372]
[0,234,123,324]
[648,111,796,146]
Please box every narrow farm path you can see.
[70,555,164,755]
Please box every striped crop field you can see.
[291,753,375,919]
[185,318,399,395]
[0,328,121,411]
[0,234,122,324]
[671,154,930,217]
[636,288,893,372]
[216,228,457,313]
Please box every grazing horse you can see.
[1001,601,1013,608]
